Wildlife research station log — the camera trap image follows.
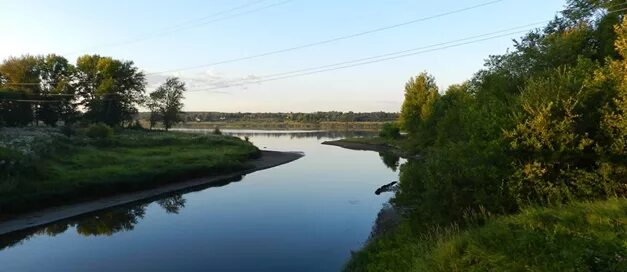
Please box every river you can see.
[0,130,402,271]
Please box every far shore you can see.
[0,150,303,236]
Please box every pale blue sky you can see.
[1,0,566,112]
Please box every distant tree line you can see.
[138,111,399,123]
[0,54,185,129]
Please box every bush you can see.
[86,123,113,139]
[346,198,627,272]
[129,120,145,130]
[379,122,400,139]
[60,125,76,137]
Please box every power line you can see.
[148,0,507,75]
[7,5,626,92]
[166,0,270,30]
[184,27,538,92]
[64,0,294,56]
[184,5,627,92]
[191,21,549,89]
[187,30,528,91]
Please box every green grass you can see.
[0,129,260,217]
[346,198,627,272]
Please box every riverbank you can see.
[0,150,302,235]
[346,198,627,271]
[322,137,418,159]
[0,128,280,217]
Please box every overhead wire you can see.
[63,0,294,56]
[147,0,507,75]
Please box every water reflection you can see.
[0,129,397,272]
[157,194,186,214]
[1,192,190,251]
[378,152,400,171]
[1,204,146,251]
[0,152,245,252]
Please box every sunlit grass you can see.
[0,129,259,216]
[346,198,627,271]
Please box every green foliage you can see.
[0,54,148,128]
[0,89,34,126]
[378,122,400,139]
[392,2,627,217]
[0,54,78,127]
[86,123,113,139]
[350,4,627,271]
[148,77,186,130]
[0,129,259,215]
[399,73,439,140]
[59,125,76,137]
[379,152,400,171]
[76,55,146,126]
[346,198,627,272]
[36,54,78,126]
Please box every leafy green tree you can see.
[0,88,34,126]
[0,55,40,126]
[378,122,400,139]
[75,55,146,126]
[399,73,439,138]
[37,54,77,126]
[149,77,186,131]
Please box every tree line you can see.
[141,111,399,123]
[0,55,185,130]
[393,0,626,224]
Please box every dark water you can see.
[0,130,401,272]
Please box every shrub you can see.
[129,120,145,130]
[86,123,113,139]
[60,125,76,137]
[379,122,400,139]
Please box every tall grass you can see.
[345,198,627,271]
[0,128,259,217]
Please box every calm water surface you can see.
[0,130,401,271]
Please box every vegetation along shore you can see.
[342,2,627,271]
[0,127,277,219]
[0,54,303,222]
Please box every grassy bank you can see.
[0,127,260,217]
[346,198,627,271]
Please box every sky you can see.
[1,0,567,112]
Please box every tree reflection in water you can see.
[157,194,186,214]
[378,152,400,171]
[0,194,186,251]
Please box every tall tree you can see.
[399,72,439,137]
[0,55,40,126]
[37,54,77,126]
[75,55,146,126]
[149,77,186,131]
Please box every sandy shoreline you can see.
[322,140,417,159]
[0,150,303,236]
